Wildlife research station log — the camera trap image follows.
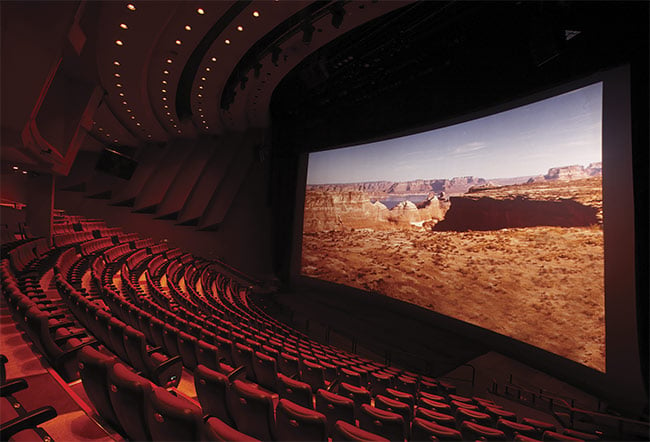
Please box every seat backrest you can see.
[416,407,457,429]
[411,417,463,441]
[315,388,355,436]
[122,325,149,373]
[194,364,234,426]
[177,330,198,370]
[333,419,390,442]
[233,343,256,381]
[78,346,120,428]
[277,373,313,409]
[275,398,328,442]
[229,379,276,441]
[278,352,300,378]
[358,403,406,442]
[384,388,414,409]
[374,394,412,426]
[202,416,259,441]
[145,385,203,441]
[460,421,508,441]
[369,372,393,397]
[252,350,278,392]
[108,362,153,442]
[338,382,371,419]
[196,339,221,372]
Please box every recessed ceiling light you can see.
[114,73,120,77]
[166,112,171,115]
[224,39,230,45]
[127,4,135,11]
[130,115,135,119]
[205,126,208,129]
[197,94,202,98]
[164,105,169,109]
[114,139,118,142]
[116,83,122,87]
[122,101,127,104]
[252,11,260,17]
[161,89,167,93]
[162,80,167,84]
[22,170,27,175]
[211,57,217,62]
[185,25,191,31]
[199,85,204,90]
[237,26,243,32]
[127,109,132,112]
[113,60,121,66]
[166,58,173,64]
[175,40,182,45]
[120,23,128,29]
[202,120,206,124]
[198,108,202,112]
[169,118,174,122]
[115,40,124,46]
[201,77,206,81]
[12,166,18,170]
[136,122,141,126]
[119,92,125,97]
[147,134,152,138]
[177,130,181,133]
[162,97,167,101]
[197,8,205,15]
[163,70,169,74]
[205,67,210,71]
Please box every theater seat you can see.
[275,398,328,441]
[195,340,222,372]
[374,394,412,425]
[416,407,457,429]
[202,416,259,441]
[333,420,390,442]
[252,351,278,392]
[455,407,492,426]
[496,418,538,439]
[460,421,507,441]
[194,365,234,426]
[108,362,154,441]
[542,430,584,441]
[277,373,313,409]
[411,417,463,441]
[338,382,371,420]
[316,388,355,436]
[146,386,203,441]
[384,388,414,409]
[77,346,120,428]
[229,380,275,441]
[358,403,406,442]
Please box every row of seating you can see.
[1,218,604,441]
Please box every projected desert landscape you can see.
[302,167,604,371]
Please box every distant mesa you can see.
[545,162,602,181]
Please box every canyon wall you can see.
[303,190,447,233]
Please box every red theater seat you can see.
[203,416,259,441]
[145,385,203,441]
[358,403,406,442]
[411,417,463,441]
[333,420,390,442]
[460,421,508,441]
[416,407,457,429]
[275,398,328,441]
[277,372,313,409]
[108,361,154,441]
[316,388,355,436]
[229,380,276,441]
[194,365,234,426]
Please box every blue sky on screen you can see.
[307,82,602,184]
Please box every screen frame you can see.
[289,64,644,413]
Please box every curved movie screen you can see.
[301,82,605,372]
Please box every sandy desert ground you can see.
[301,177,605,372]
